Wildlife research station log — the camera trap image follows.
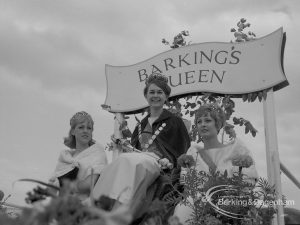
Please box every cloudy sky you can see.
[1,0,300,210]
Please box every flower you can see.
[168,215,183,225]
[158,158,173,169]
[231,154,253,168]
[177,154,196,168]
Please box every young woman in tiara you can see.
[173,103,258,224]
[49,111,108,201]
[92,73,191,221]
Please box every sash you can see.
[197,148,217,173]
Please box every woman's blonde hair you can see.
[63,111,95,149]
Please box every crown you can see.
[208,103,221,112]
[70,111,93,125]
[195,103,223,118]
[145,73,168,85]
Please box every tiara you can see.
[204,103,223,113]
[196,103,223,116]
[70,111,92,125]
[208,103,220,111]
[145,73,168,85]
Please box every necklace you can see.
[138,122,166,149]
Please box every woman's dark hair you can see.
[143,73,171,97]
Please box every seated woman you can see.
[49,111,108,201]
[92,73,191,220]
[173,103,258,224]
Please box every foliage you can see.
[230,18,256,42]
[162,30,191,48]
[0,190,16,218]
[166,167,279,225]
[0,181,133,225]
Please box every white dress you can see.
[92,122,163,213]
[92,152,161,205]
[49,142,108,200]
[173,139,258,224]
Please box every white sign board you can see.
[104,28,287,113]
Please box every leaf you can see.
[122,129,132,138]
[258,91,263,102]
[190,103,196,108]
[251,92,258,102]
[245,125,250,134]
[119,121,128,131]
[232,117,239,125]
[247,93,252,102]
[190,110,196,117]
[263,89,268,100]
[16,179,60,191]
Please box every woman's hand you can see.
[178,154,196,168]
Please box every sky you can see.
[0,0,300,210]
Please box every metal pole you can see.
[112,113,125,160]
[280,162,300,189]
[263,88,285,225]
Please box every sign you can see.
[104,28,287,113]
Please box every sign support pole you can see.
[112,113,124,160]
[263,88,285,225]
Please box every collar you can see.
[143,109,173,126]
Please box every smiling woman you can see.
[173,104,258,224]
[49,111,108,201]
[92,73,191,222]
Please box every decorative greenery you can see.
[0,179,174,225]
[162,30,191,48]
[230,18,256,42]
[165,166,278,225]
[1,181,134,225]
[0,190,16,219]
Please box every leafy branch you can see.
[230,18,256,42]
[162,30,191,48]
